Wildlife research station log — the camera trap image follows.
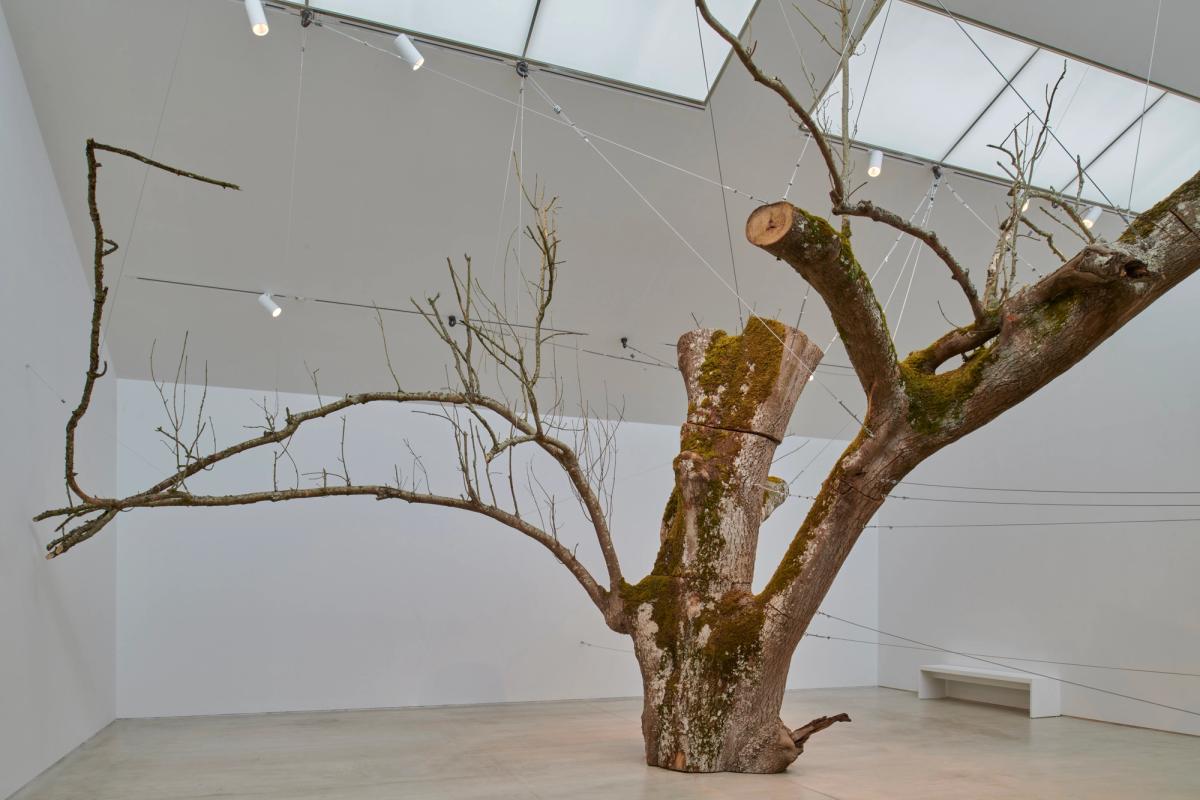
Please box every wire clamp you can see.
[515,60,529,78]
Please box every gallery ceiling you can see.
[305,0,759,102]
[828,1,1200,212]
[2,0,1173,439]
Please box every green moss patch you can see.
[899,345,995,436]
[695,317,787,433]
[700,590,766,682]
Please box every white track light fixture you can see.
[258,293,283,318]
[393,34,425,70]
[867,149,884,178]
[244,0,269,36]
[1081,205,1102,230]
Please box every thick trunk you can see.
[620,319,845,773]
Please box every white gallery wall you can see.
[114,379,877,718]
[0,4,117,798]
[878,270,1200,736]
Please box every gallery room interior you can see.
[2,0,1198,797]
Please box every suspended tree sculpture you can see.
[38,0,1200,775]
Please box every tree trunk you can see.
[620,319,840,773]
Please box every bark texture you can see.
[36,132,1200,777]
[623,319,835,773]
[621,170,1200,774]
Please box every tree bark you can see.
[37,138,1200,777]
[621,319,846,773]
[622,170,1200,774]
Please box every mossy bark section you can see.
[625,319,821,773]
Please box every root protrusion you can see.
[790,712,851,751]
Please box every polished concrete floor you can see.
[11,687,1200,799]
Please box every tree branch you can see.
[695,0,845,204]
[911,170,1200,446]
[834,197,986,322]
[696,0,982,323]
[65,140,238,506]
[40,483,609,612]
[746,202,901,409]
[40,143,626,629]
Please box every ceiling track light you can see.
[258,292,283,318]
[393,34,425,70]
[867,149,884,178]
[244,0,269,36]
[1081,205,1103,230]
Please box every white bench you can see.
[918,664,1060,718]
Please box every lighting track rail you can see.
[257,0,718,110]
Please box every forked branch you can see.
[695,0,984,323]
[39,143,626,627]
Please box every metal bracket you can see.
[515,60,530,78]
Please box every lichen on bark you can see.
[625,317,817,772]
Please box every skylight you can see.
[824,0,1200,212]
[307,0,757,102]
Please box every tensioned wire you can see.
[694,6,745,329]
[816,610,1200,718]
[515,70,526,320]
[273,21,1185,509]
[530,168,935,482]
[520,64,946,438]
[490,79,524,305]
[782,175,939,490]
[775,0,873,198]
[315,11,1041,437]
[930,0,1132,221]
[99,2,192,354]
[304,10,1187,493]
[782,176,940,489]
[901,480,1200,495]
[27,346,1195,524]
[782,136,812,202]
[1127,0,1164,211]
[580,631,1200,680]
[806,174,939,376]
[851,0,895,139]
[317,22,767,207]
[280,25,309,297]
[943,177,1044,279]
[524,74,871,433]
[774,176,940,488]
[866,517,1200,529]
[889,176,938,337]
[784,490,1200,509]
[321,19,813,370]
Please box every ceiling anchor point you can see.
[515,60,530,78]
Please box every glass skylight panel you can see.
[523,0,755,101]
[943,50,1157,191]
[826,0,1033,159]
[822,0,1200,211]
[1082,92,1200,212]
[312,1,538,57]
